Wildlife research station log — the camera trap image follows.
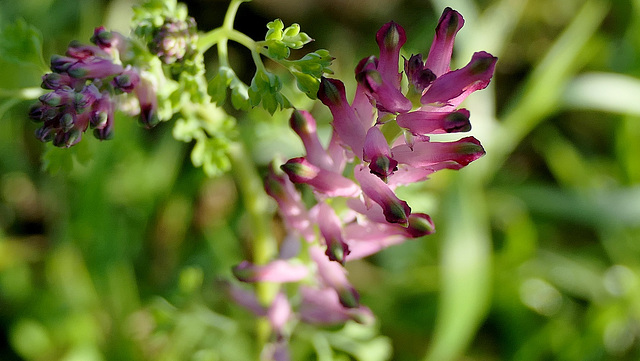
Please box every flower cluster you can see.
[231,7,496,359]
[28,27,161,147]
[149,16,198,64]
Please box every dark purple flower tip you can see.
[139,104,160,128]
[66,40,108,60]
[281,157,318,181]
[232,261,257,282]
[354,55,378,75]
[59,113,75,132]
[35,126,54,142]
[325,237,350,265]
[318,77,347,107]
[39,88,72,107]
[437,8,464,39]
[112,69,140,93]
[41,73,74,90]
[369,155,398,181]
[67,58,124,79]
[50,54,77,73]
[91,110,108,129]
[264,171,287,199]
[376,21,407,53]
[52,128,82,148]
[74,85,100,113]
[384,198,411,225]
[404,54,436,92]
[93,125,114,141]
[91,26,114,49]
[290,109,317,136]
[405,213,435,237]
[453,136,486,165]
[28,104,45,122]
[337,287,360,309]
[444,109,472,132]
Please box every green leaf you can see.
[285,49,334,98]
[191,135,231,177]
[0,19,45,69]
[266,41,290,60]
[248,70,291,115]
[265,19,285,41]
[290,49,334,77]
[208,66,234,105]
[262,19,313,61]
[291,71,319,99]
[229,79,250,111]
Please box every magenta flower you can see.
[230,8,495,358]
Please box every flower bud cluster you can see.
[149,17,198,64]
[29,27,159,147]
[231,8,497,358]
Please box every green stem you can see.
[197,0,267,72]
[227,141,279,345]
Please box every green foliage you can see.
[172,104,236,177]
[263,19,312,60]
[0,18,45,69]
[248,69,291,115]
[286,49,334,99]
[209,66,250,110]
[6,0,640,361]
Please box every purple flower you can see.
[232,8,495,356]
[30,27,162,146]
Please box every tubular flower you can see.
[29,27,163,147]
[230,8,495,356]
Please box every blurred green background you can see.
[2,0,640,360]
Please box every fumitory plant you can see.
[15,0,496,359]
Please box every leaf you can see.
[208,66,234,105]
[248,70,291,115]
[263,19,313,61]
[0,19,45,68]
[190,135,231,177]
[287,49,334,98]
[290,49,334,78]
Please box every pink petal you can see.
[67,58,124,79]
[267,293,292,333]
[354,164,411,225]
[363,126,397,181]
[310,246,359,307]
[232,259,309,283]
[316,203,351,264]
[318,77,367,156]
[421,51,497,106]
[299,286,373,325]
[396,108,471,135]
[391,136,486,171]
[289,110,334,170]
[223,281,267,316]
[425,7,465,77]
[375,21,406,89]
[264,170,315,242]
[281,157,360,198]
[356,67,412,114]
